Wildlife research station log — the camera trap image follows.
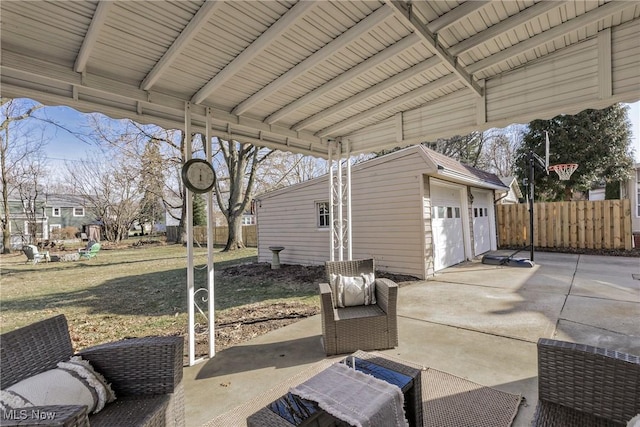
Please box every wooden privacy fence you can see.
[166,225,257,247]
[496,199,632,250]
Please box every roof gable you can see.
[259,144,507,200]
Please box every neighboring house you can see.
[45,194,98,238]
[588,181,607,201]
[256,145,509,279]
[626,163,640,248]
[0,193,97,249]
[497,176,523,204]
[0,198,47,249]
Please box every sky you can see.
[29,99,640,169]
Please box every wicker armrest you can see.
[0,405,88,427]
[536,338,640,425]
[373,278,396,313]
[78,336,183,397]
[319,282,335,307]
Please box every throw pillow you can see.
[330,273,377,307]
[0,356,115,414]
[329,273,343,307]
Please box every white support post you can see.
[184,102,196,367]
[205,108,215,358]
[345,140,352,260]
[328,144,334,261]
[337,143,344,261]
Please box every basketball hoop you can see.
[548,163,578,180]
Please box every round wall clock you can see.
[181,158,215,194]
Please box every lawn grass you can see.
[0,243,319,351]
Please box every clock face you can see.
[182,159,215,193]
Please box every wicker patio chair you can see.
[0,314,185,427]
[533,338,640,426]
[319,259,398,356]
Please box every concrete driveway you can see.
[183,252,640,427]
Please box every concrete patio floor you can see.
[183,252,640,427]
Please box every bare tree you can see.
[253,151,326,193]
[0,98,47,252]
[64,149,141,242]
[208,136,273,251]
[480,125,526,177]
[83,115,190,243]
[15,152,48,243]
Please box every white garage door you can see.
[431,183,465,271]
[471,189,491,256]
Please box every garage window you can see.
[433,206,460,219]
[473,208,488,218]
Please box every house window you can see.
[242,215,255,225]
[73,207,85,217]
[317,202,330,228]
[52,207,61,217]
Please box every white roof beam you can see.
[74,1,113,73]
[232,5,394,116]
[316,73,459,137]
[191,1,317,105]
[449,1,568,57]
[294,55,441,132]
[386,0,483,97]
[266,33,422,125]
[427,0,492,34]
[141,1,223,91]
[467,1,632,74]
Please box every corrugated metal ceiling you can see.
[1,0,639,157]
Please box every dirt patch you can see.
[191,300,320,358]
[219,262,420,286]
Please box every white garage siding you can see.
[257,177,331,266]
[257,149,432,278]
[422,175,434,278]
[257,145,507,279]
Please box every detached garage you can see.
[256,145,508,279]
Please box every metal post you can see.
[184,102,196,366]
[328,144,334,261]
[205,108,215,358]
[337,143,343,261]
[528,151,535,262]
[346,140,352,260]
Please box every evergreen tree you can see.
[139,139,165,234]
[192,193,206,226]
[515,104,634,201]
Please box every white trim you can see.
[316,201,330,229]
[73,207,85,217]
[52,207,61,217]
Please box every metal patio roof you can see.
[2,1,639,158]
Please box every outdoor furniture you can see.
[246,350,423,427]
[533,338,640,426]
[319,259,398,355]
[22,244,50,264]
[79,242,101,259]
[0,314,185,427]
